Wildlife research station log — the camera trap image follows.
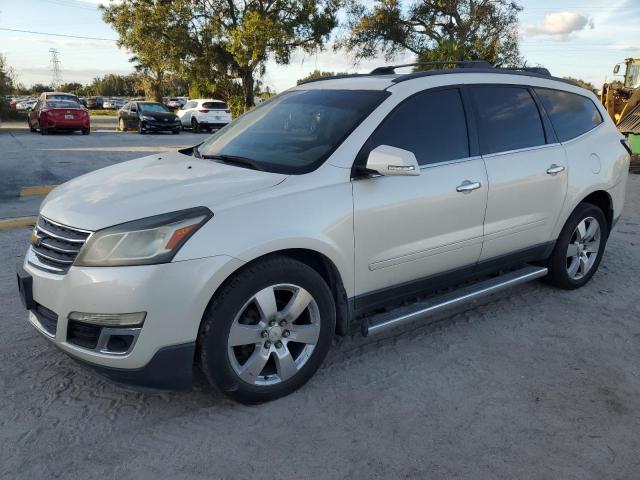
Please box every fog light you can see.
[67,311,146,327]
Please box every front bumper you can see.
[19,253,244,389]
[142,120,181,131]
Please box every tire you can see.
[172,129,180,135]
[547,203,609,289]
[138,121,146,134]
[118,118,126,132]
[191,117,201,133]
[198,255,336,404]
[82,128,90,135]
[40,127,48,135]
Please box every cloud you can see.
[524,12,594,41]
[609,44,639,52]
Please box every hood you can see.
[40,150,287,230]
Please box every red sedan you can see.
[28,99,90,135]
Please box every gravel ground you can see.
[1,175,639,479]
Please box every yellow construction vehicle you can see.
[602,57,640,168]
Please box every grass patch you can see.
[89,109,119,117]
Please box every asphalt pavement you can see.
[0,129,210,220]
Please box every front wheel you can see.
[547,203,608,289]
[198,256,335,404]
[138,121,146,134]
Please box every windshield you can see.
[48,94,77,101]
[139,103,169,113]
[45,100,82,109]
[202,101,228,110]
[626,62,640,89]
[197,89,388,174]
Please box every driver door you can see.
[352,88,488,309]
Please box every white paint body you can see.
[176,99,232,128]
[24,72,630,370]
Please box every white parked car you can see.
[18,62,631,404]
[176,99,231,132]
[16,99,37,111]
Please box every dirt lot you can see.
[1,137,639,477]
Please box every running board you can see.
[362,265,548,337]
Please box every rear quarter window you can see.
[535,88,603,142]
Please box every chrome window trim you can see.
[558,121,605,146]
[419,155,483,170]
[482,142,562,159]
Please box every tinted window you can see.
[471,87,546,154]
[535,88,603,142]
[368,89,469,165]
[202,101,228,110]
[138,103,168,113]
[198,89,388,174]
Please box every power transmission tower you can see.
[49,48,62,88]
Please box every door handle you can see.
[456,180,482,193]
[546,164,565,175]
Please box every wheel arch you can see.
[579,190,614,233]
[202,248,351,338]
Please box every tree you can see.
[102,0,341,108]
[338,0,522,67]
[30,83,53,94]
[297,70,349,84]
[0,54,15,117]
[564,77,598,94]
[58,82,85,95]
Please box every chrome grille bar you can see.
[29,216,92,274]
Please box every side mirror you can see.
[365,145,420,176]
[613,64,621,75]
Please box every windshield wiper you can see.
[201,154,263,171]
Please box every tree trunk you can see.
[241,68,255,109]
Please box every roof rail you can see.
[370,60,493,75]
[501,66,551,76]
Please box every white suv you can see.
[17,63,631,403]
[177,99,232,132]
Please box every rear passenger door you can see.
[353,88,488,305]
[470,86,568,261]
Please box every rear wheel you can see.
[191,117,201,133]
[82,128,90,135]
[547,203,608,289]
[198,256,335,404]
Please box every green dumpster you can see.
[630,134,640,155]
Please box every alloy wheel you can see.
[227,284,321,386]
[566,217,601,280]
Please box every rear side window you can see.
[471,86,546,155]
[202,101,228,110]
[535,88,603,142]
[369,88,469,166]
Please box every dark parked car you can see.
[118,101,181,134]
[27,99,90,135]
[86,96,104,109]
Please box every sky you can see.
[0,0,638,93]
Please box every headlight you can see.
[75,207,212,267]
[141,115,154,121]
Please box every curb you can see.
[0,216,36,231]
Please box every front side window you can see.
[471,86,546,155]
[197,89,388,174]
[366,88,469,166]
[535,88,603,142]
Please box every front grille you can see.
[30,216,91,274]
[67,320,101,350]
[33,303,58,336]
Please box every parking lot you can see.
[1,129,640,479]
